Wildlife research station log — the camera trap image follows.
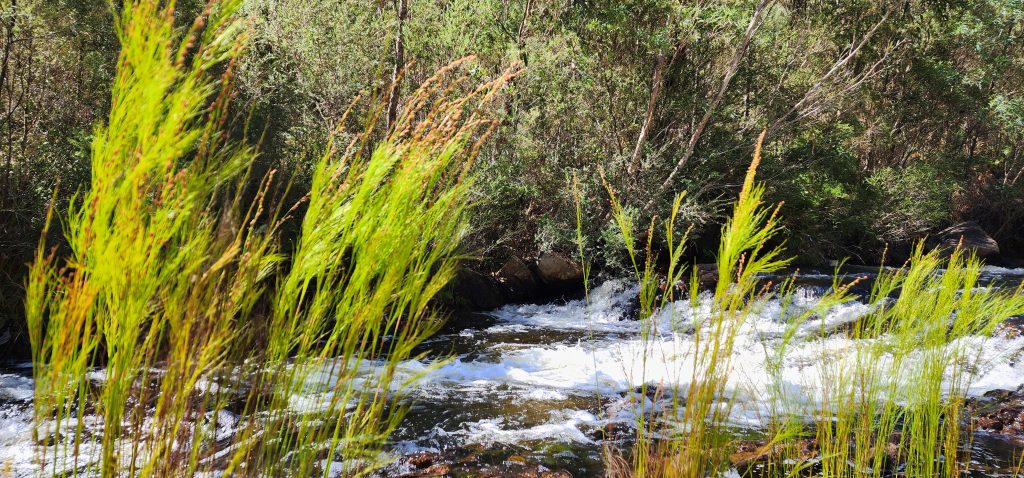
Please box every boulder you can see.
[931,221,999,258]
[495,257,539,302]
[695,263,718,286]
[452,269,506,310]
[535,252,583,286]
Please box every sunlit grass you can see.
[795,244,1024,478]
[593,131,1024,478]
[26,1,510,477]
[22,2,1024,477]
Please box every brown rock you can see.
[408,451,439,468]
[423,463,450,476]
[505,454,529,465]
[456,453,480,465]
[729,438,818,467]
[496,257,539,302]
[931,221,1000,258]
[535,252,583,285]
[695,263,718,286]
[977,416,1003,430]
[729,440,772,467]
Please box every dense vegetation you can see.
[3,1,1024,341]
[6,1,1024,477]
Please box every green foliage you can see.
[220,0,1024,269]
[867,163,954,243]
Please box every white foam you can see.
[455,409,599,446]
[487,280,641,333]
[982,265,1024,276]
[384,280,1024,430]
[0,374,33,401]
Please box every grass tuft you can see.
[26,1,512,476]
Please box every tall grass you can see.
[800,244,1024,478]
[27,1,267,474]
[597,132,811,477]
[595,132,1024,478]
[26,1,510,476]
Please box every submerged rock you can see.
[408,451,443,468]
[388,446,577,478]
[729,438,818,467]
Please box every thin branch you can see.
[654,0,775,200]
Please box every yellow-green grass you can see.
[26,1,510,477]
[594,132,1024,478]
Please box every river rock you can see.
[408,451,441,468]
[422,464,450,476]
[972,386,1024,443]
[453,269,506,310]
[930,221,999,258]
[496,257,539,302]
[535,252,583,286]
[695,263,718,286]
[729,438,817,467]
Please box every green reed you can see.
[26,1,510,477]
[595,131,1024,478]
[593,131,808,477]
[794,244,1024,478]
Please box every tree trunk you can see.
[628,52,667,176]
[386,0,408,130]
[655,0,774,199]
[1,0,16,199]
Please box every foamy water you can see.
[380,279,1024,452]
[3,274,1024,475]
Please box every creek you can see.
[4,268,1024,476]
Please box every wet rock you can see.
[535,252,583,286]
[504,455,529,465]
[970,385,1024,443]
[729,438,817,467]
[983,388,1016,401]
[865,432,905,466]
[391,446,577,478]
[422,463,450,476]
[408,451,441,468]
[456,453,480,465]
[496,257,539,302]
[929,221,1000,258]
[589,421,632,442]
[453,268,507,310]
[996,316,1024,338]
